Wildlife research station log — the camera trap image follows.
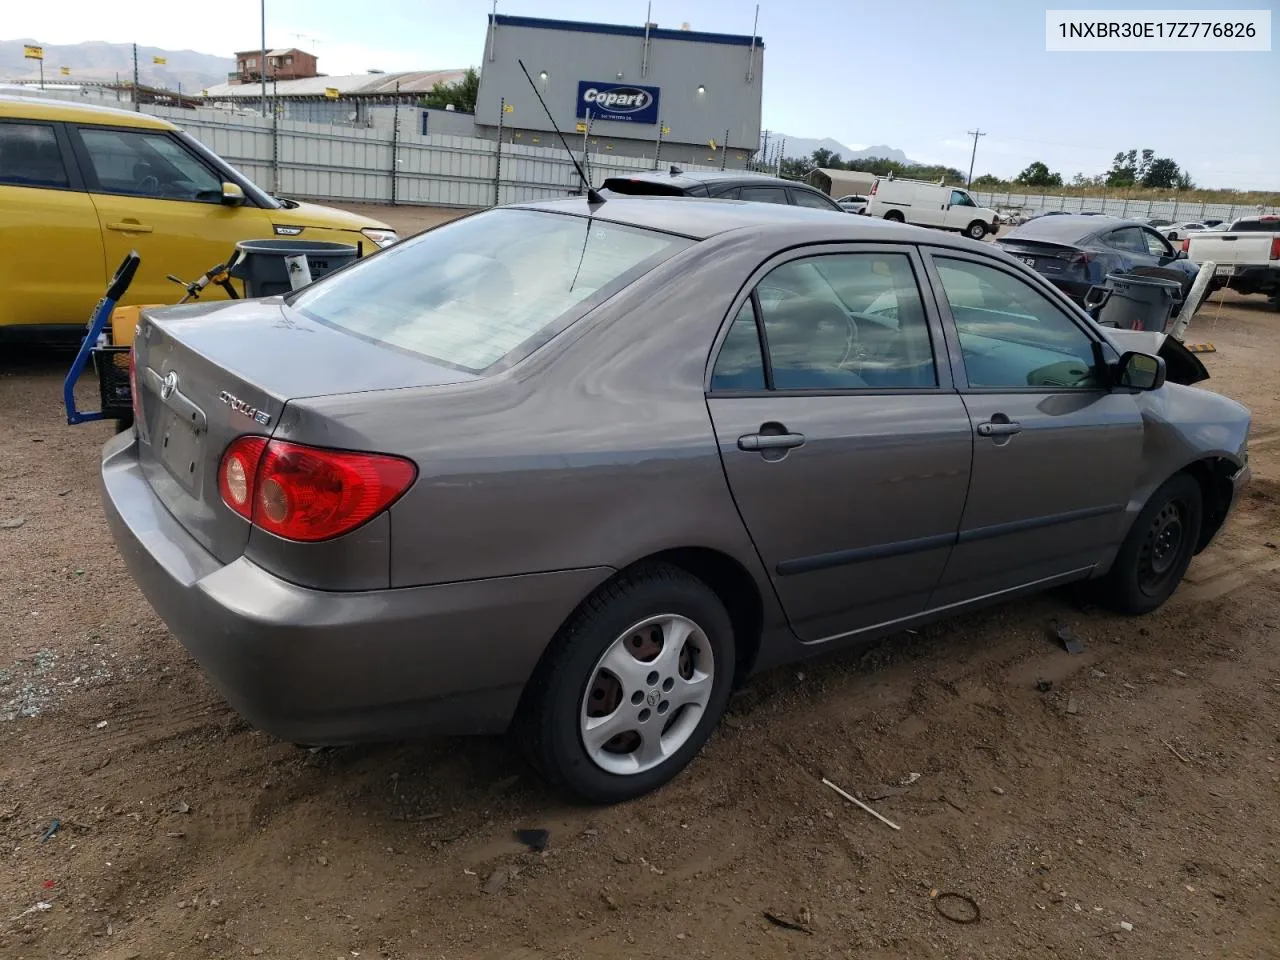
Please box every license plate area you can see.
[1214,264,1233,276]
[1016,255,1036,267]
[156,407,205,495]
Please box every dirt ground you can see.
[2,234,1278,959]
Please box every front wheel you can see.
[965,221,988,241]
[1095,473,1203,615]
[883,210,905,223]
[516,564,735,803]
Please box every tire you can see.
[883,210,905,223]
[1096,473,1203,615]
[965,221,988,241]
[515,563,736,803]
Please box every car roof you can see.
[0,94,175,130]
[602,168,815,190]
[1007,213,1145,241]
[513,195,979,245]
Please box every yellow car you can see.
[0,96,397,342]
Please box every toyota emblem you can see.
[160,371,178,400]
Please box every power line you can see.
[965,129,985,188]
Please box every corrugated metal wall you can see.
[147,104,722,208]
[973,190,1279,221]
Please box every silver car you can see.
[102,198,1251,802]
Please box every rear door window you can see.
[0,121,69,188]
[292,208,692,374]
[738,186,790,205]
[792,189,839,210]
[712,251,939,391]
[1107,227,1149,254]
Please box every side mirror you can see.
[220,182,246,207]
[1116,351,1166,391]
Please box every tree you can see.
[971,173,1005,187]
[1107,148,1156,187]
[810,148,843,170]
[1014,161,1063,188]
[420,67,479,113]
[1174,170,1196,191]
[779,156,811,179]
[1141,156,1182,189]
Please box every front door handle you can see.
[738,432,805,451]
[106,220,154,233]
[976,420,1022,437]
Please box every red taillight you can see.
[1182,237,1191,253]
[1271,236,1280,260]
[869,180,878,196]
[1067,251,1092,265]
[218,437,416,542]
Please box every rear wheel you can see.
[516,564,735,803]
[1095,473,1202,615]
[965,221,988,241]
[883,210,905,223]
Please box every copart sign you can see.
[576,81,661,124]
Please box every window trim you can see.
[1138,226,1174,258]
[920,246,1116,394]
[704,242,955,397]
[66,123,241,206]
[0,118,85,192]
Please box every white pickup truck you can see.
[1183,215,1280,308]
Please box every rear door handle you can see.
[976,420,1022,437]
[106,221,154,233]
[738,432,805,451]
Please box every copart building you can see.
[473,14,764,168]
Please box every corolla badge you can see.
[160,371,178,400]
[219,390,271,426]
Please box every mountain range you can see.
[761,134,918,166]
[0,40,232,92]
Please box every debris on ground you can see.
[822,777,901,831]
[932,891,981,924]
[865,785,910,801]
[39,819,60,842]
[482,865,519,895]
[1066,698,1080,715]
[1036,678,1054,693]
[169,799,191,814]
[8,901,52,922]
[514,828,550,851]
[1049,620,1086,654]
[0,517,26,530]
[762,910,812,934]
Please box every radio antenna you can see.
[517,59,605,206]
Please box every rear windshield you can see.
[290,208,692,373]
[1229,218,1280,232]
[601,178,689,197]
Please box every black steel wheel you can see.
[1096,473,1203,615]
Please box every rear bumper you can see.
[100,432,612,743]
[1223,265,1280,293]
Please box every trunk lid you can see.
[997,238,1089,278]
[132,298,475,563]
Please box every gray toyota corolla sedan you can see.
[102,197,1251,803]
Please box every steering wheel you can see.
[138,175,160,195]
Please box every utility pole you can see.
[260,0,268,116]
[966,129,985,187]
[132,43,139,111]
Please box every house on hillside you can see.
[232,48,319,84]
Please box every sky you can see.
[7,0,1279,189]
